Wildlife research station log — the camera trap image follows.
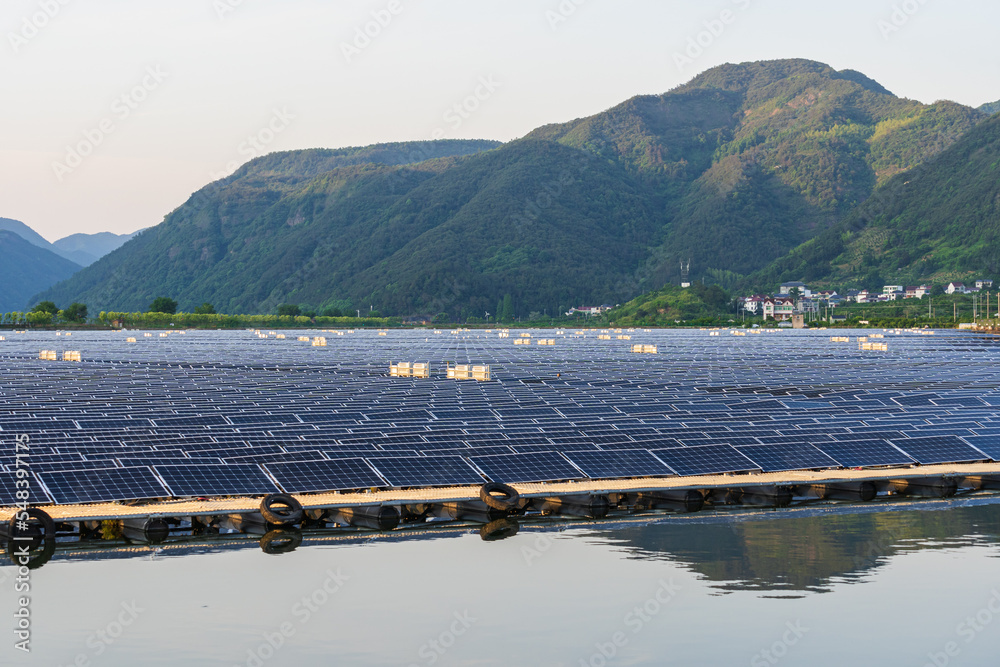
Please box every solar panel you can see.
[264,458,386,493]
[39,467,169,504]
[649,445,761,477]
[367,456,484,487]
[888,436,990,465]
[469,452,584,483]
[154,464,280,497]
[0,471,52,505]
[735,444,841,472]
[960,435,1000,462]
[562,449,676,479]
[813,439,915,468]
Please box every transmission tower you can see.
[680,259,691,288]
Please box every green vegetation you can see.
[33,61,987,318]
[61,302,88,322]
[94,311,395,329]
[604,283,735,326]
[194,302,216,314]
[979,100,1000,116]
[148,296,178,314]
[751,113,1000,290]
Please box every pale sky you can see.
[3,0,998,241]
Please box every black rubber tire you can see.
[260,529,303,555]
[480,518,519,542]
[480,482,520,511]
[260,494,304,526]
[7,507,55,542]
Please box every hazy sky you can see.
[3,0,999,241]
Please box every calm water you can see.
[3,497,999,666]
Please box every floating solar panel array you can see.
[1,327,1000,504]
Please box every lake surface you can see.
[3,496,999,666]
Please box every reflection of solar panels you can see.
[367,456,484,487]
[155,464,280,497]
[40,467,169,504]
[649,446,761,477]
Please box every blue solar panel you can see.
[0,471,52,505]
[264,458,386,493]
[888,436,990,465]
[39,467,169,504]
[367,456,484,487]
[814,439,915,468]
[649,445,761,477]
[735,444,841,472]
[956,436,1000,462]
[562,449,676,479]
[469,452,584,483]
[154,464,280,497]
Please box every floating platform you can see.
[4,461,999,524]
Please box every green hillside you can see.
[35,60,986,317]
[979,100,1000,116]
[0,230,82,312]
[751,113,1000,290]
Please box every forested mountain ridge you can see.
[35,60,987,317]
[750,112,1000,289]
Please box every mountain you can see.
[0,216,139,267]
[52,230,143,267]
[979,100,1000,116]
[751,112,1000,289]
[0,231,83,312]
[0,217,52,250]
[36,60,987,317]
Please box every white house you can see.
[779,282,811,297]
[946,282,967,295]
[762,297,794,321]
[883,285,904,295]
[976,279,994,289]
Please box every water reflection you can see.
[598,498,1000,594]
